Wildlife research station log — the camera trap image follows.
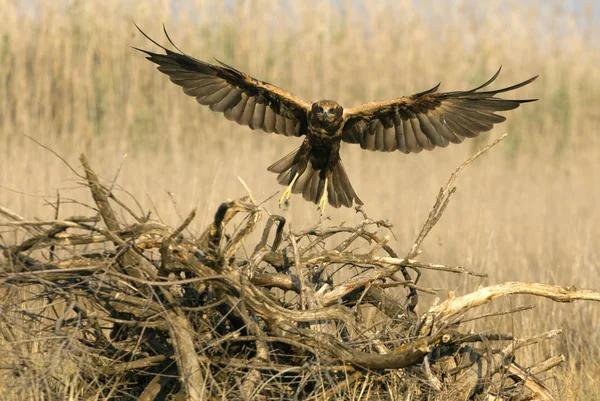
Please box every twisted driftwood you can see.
[1,137,599,400]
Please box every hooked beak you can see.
[322,111,329,118]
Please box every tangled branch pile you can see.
[1,147,599,401]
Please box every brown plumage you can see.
[135,25,538,212]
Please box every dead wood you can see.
[1,143,598,400]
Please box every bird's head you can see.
[311,100,343,124]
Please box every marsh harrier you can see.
[135,26,537,213]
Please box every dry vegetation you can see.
[2,146,599,400]
[0,0,599,399]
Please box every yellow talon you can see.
[279,173,299,207]
[317,177,329,215]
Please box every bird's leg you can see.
[279,173,299,207]
[317,177,329,215]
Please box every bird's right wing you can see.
[135,25,311,137]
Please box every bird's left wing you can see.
[135,25,311,137]
[342,68,537,153]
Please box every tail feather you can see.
[330,165,349,207]
[267,147,299,174]
[304,165,321,203]
[332,160,363,207]
[276,169,293,186]
[268,149,362,208]
[294,163,315,197]
[327,174,339,208]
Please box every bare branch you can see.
[421,282,600,334]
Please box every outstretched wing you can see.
[342,68,538,153]
[135,25,311,137]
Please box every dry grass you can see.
[0,0,599,399]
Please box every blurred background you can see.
[0,0,599,397]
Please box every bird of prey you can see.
[135,26,537,213]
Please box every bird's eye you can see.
[318,106,324,112]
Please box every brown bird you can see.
[135,26,537,213]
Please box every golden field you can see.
[0,0,599,399]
